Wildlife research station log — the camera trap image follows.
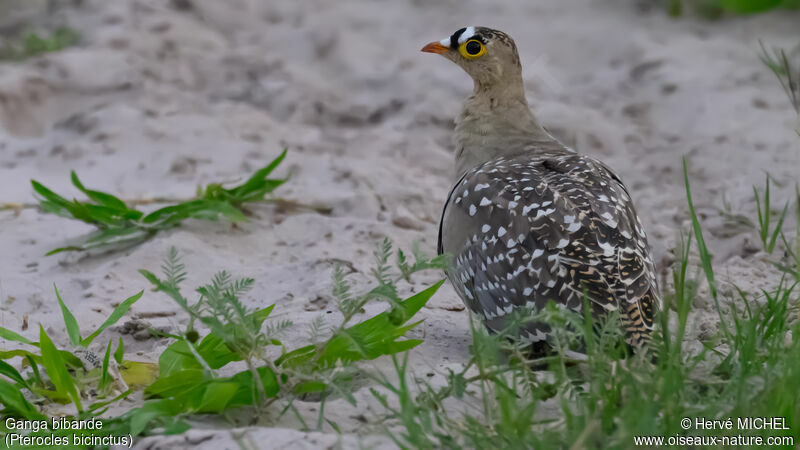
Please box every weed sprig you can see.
[31,151,288,254]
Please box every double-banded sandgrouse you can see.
[422,27,660,349]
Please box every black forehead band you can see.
[449,28,486,49]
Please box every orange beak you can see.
[421,41,450,54]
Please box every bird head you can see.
[421,26,522,89]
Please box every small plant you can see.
[752,174,790,255]
[136,242,445,432]
[1,241,447,444]
[0,27,80,61]
[760,42,800,114]
[31,150,288,254]
[760,42,800,282]
[0,287,148,420]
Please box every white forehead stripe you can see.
[439,37,450,46]
[458,26,476,44]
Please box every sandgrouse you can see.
[423,27,660,349]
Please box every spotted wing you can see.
[439,152,659,346]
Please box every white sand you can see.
[1,0,798,448]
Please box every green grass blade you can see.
[31,179,74,211]
[39,326,83,412]
[755,184,766,246]
[81,290,143,346]
[682,158,717,300]
[142,199,246,224]
[0,378,46,420]
[0,360,29,388]
[114,337,125,364]
[0,326,36,345]
[228,149,288,199]
[99,340,113,392]
[89,388,132,414]
[70,171,129,210]
[32,180,96,224]
[55,285,82,347]
[767,202,790,253]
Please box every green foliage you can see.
[0,27,80,61]
[0,286,144,424]
[752,174,790,254]
[0,241,445,444]
[31,150,288,254]
[371,162,800,449]
[666,0,800,17]
[139,244,444,417]
[38,326,83,411]
[760,42,800,127]
[54,285,143,348]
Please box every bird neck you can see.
[453,78,563,180]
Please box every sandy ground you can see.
[1,0,798,448]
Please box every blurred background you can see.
[0,0,798,441]
[1,0,799,338]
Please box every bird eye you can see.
[459,39,486,59]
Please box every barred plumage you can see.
[424,27,660,349]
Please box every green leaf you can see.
[70,171,129,211]
[188,200,248,222]
[682,158,717,300]
[139,269,190,312]
[0,326,36,345]
[100,340,113,392]
[114,337,125,364]
[0,360,28,388]
[81,290,143,346]
[141,200,226,224]
[55,285,82,347]
[89,388,133,414]
[228,366,280,406]
[196,381,240,412]
[145,369,206,399]
[157,306,274,377]
[127,399,184,436]
[294,381,327,395]
[0,349,42,363]
[280,280,444,368]
[31,180,98,225]
[228,150,288,200]
[157,337,240,377]
[46,227,154,255]
[767,202,790,254]
[0,378,45,420]
[157,340,198,377]
[31,180,74,211]
[39,326,82,411]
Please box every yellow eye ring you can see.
[459,39,486,59]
